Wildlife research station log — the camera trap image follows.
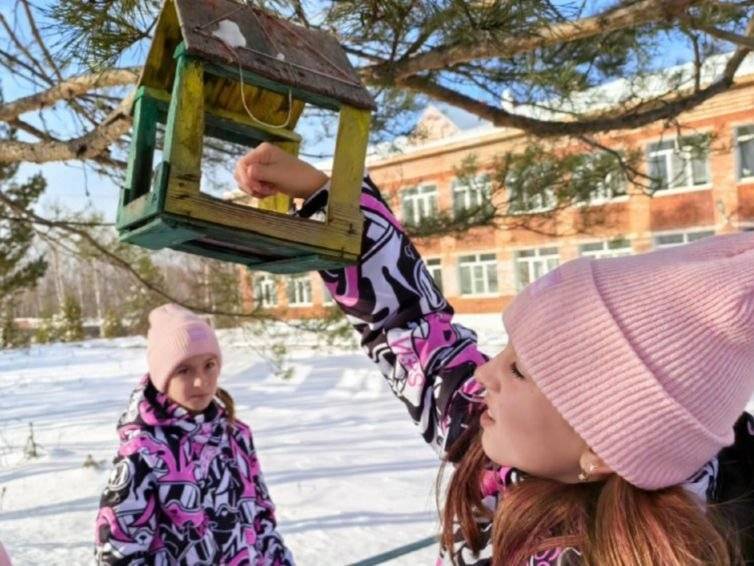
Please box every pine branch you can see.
[396,34,749,138]
[362,0,705,84]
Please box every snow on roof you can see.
[314,51,754,171]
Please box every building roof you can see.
[343,52,754,169]
[145,0,375,110]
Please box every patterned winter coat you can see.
[302,177,754,565]
[95,376,293,565]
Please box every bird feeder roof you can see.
[156,0,375,111]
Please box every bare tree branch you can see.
[0,68,138,123]
[0,91,134,163]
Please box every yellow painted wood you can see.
[163,57,205,192]
[233,80,305,131]
[139,0,181,93]
[130,2,372,268]
[140,86,302,144]
[163,190,356,258]
[208,103,302,143]
[327,105,371,254]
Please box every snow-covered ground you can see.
[0,313,751,566]
[0,315,505,566]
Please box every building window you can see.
[515,247,559,291]
[506,168,556,214]
[574,153,628,204]
[426,258,444,294]
[401,185,438,225]
[647,136,710,191]
[458,253,498,296]
[654,229,715,248]
[736,125,754,180]
[453,175,491,217]
[579,238,632,259]
[287,275,312,307]
[322,281,335,306]
[254,274,277,308]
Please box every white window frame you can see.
[514,247,560,292]
[653,229,715,249]
[425,257,444,293]
[254,274,277,308]
[287,275,313,307]
[458,253,499,296]
[735,125,754,181]
[401,184,438,225]
[506,170,556,215]
[579,238,633,259]
[574,154,629,207]
[452,175,491,217]
[646,135,711,193]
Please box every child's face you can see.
[475,342,586,483]
[165,354,220,413]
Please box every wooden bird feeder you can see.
[117,0,374,273]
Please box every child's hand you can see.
[234,142,329,200]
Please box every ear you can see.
[579,448,614,481]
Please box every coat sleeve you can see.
[303,176,489,456]
[94,452,157,565]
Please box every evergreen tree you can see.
[59,295,85,342]
[34,316,56,344]
[121,249,166,335]
[0,117,47,307]
[101,308,126,338]
[204,259,243,329]
[0,304,28,348]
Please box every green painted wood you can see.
[118,207,356,272]
[123,91,159,202]
[116,184,166,231]
[119,215,202,249]
[119,26,371,273]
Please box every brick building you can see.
[240,59,754,317]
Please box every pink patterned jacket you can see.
[94,376,293,565]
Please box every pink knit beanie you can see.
[146,303,222,393]
[503,232,754,490]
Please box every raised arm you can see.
[315,177,488,454]
[235,143,488,455]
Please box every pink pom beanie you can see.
[503,232,754,490]
[146,303,222,393]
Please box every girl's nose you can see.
[193,375,203,388]
[474,359,500,393]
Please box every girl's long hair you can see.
[439,416,742,566]
[215,387,236,425]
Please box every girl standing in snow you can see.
[235,143,754,565]
[95,304,293,565]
